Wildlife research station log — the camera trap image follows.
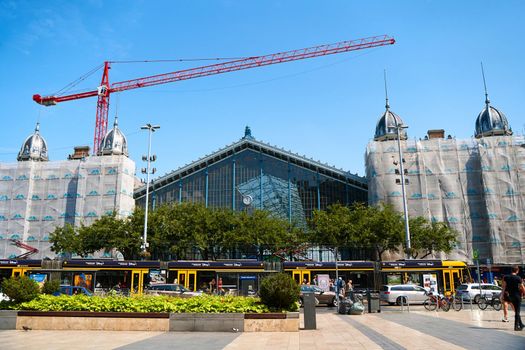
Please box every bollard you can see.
[399,295,410,312]
[303,292,317,329]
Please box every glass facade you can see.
[137,140,367,225]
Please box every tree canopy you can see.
[49,201,458,261]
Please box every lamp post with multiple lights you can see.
[393,119,411,259]
[140,123,160,255]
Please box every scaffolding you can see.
[0,155,135,259]
[366,135,525,265]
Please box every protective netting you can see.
[366,135,525,265]
[0,155,135,259]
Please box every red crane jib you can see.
[33,35,395,153]
[10,239,39,259]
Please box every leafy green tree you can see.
[352,203,404,261]
[1,276,40,303]
[49,223,82,257]
[310,203,405,261]
[309,203,353,249]
[408,217,458,259]
[234,209,291,259]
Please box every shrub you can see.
[41,279,61,295]
[259,273,299,311]
[1,276,40,303]
[20,294,270,313]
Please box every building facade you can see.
[0,119,135,259]
[366,92,525,265]
[135,127,367,229]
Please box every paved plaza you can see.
[1,307,524,350]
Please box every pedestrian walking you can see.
[501,265,525,331]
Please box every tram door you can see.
[292,270,311,285]
[12,268,25,277]
[131,269,150,295]
[178,270,197,291]
[443,269,461,295]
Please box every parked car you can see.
[145,283,203,298]
[299,284,339,307]
[455,283,502,303]
[380,284,428,305]
[55,285,93,296]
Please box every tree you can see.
[352,204,404,261]
[234,209,291,259]
[408,217,458,259]
[310,203,405,261]
[49,223,82,257]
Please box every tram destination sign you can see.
[63,260,160,268]
[168,261,264,269]
[381,260,443,268]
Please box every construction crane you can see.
[10,239,39,259]
[33,35,395,154]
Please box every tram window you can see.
[196,272,214,292]
[0,270,11,284]
[386,274,402,285]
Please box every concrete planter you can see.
[16,311,169,331]
[244,312,299,332]
[0,310,17,330]
[170,313,244,332]
[6,311,300,332]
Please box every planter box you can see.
[8,311,299,332]
[0,310,17,330]
[16,311,169,331]
[244,312,299,332]
[170,313,244,332]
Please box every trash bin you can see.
[367,289,381,313]
[303,292,317,329]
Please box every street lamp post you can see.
[141,123,160,255]
[394,119,411,259]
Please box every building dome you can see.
[475,104,512,138]
[17,122,49,161]
[374,107,407,141]
[98,117,128,156]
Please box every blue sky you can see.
[1,1,524,179]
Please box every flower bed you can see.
[7,295,300,332]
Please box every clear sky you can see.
[1,1,524,180]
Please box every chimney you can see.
[69,146,90,160]
[427,129,445,139]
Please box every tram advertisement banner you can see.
[149,269,166,284]
[423,274,437,293]
[74,273,93,290]
[317,274,330,292]
[29,273,47,289]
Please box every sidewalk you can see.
[1,308,523,350]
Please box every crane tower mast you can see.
[33,35,395,154]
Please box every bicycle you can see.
[478,294,501,311]
[424,293,450,311]
[446,294,463,311]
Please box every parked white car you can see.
[380,284,428,305]
[455,283,502,303]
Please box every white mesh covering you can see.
[366,135,525,265]
[0,155,135,259]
